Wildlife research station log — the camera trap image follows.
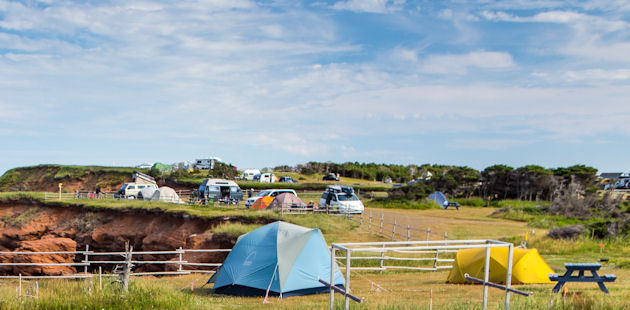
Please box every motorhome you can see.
[319,185,364,214]
[254,172,276,183]
[198,178,243,204]
[194,157,223,170]
[240,169,261,181]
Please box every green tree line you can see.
[281,162,598,201]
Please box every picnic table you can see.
[444,202,460,210]
[549,263,616,294]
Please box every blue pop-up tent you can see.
[429,191,460,209]
[209,221,346,297]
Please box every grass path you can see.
[362,207,536,240]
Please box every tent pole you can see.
[483,244,491,310]
[263,263,279,304]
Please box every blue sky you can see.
[1,0,630,174]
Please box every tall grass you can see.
[365,198,441,210]
[212,223,262,238]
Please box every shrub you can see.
[547,224,585,239]
[452,197,486,207]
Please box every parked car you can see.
[322,173,340,181]
[279,176,298,183]
[245,189,298,208]
[319,185,364,214]
[198,178,243,204]
[116,183,158,199]
[615,178,630,189]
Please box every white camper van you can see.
[116,171,158,199]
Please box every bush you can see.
[452,197,486,207]
[547,224,585,239]
[365,198,442,210]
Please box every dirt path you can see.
[361,207,534,241]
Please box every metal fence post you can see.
[426,228,430,242]
[407,225,410,241]
[345,249,351,310]
[444,232,448,240]
[483,244,491,310]
[368,214,372,231]
[330,247,336,310]
[505,244,514,310]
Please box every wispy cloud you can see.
[421,51,515,74]
[331,0,406,14]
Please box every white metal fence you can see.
[330,240,515,310]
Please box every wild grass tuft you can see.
[212,223,262,238]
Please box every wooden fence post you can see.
[391,219,396,240]
[433,250,439,269]
[444,232,448,240]
[379,244,385,273]
[84,244,89,276]
[379,214,384,235]
[368,213,372,231]
[119,243,133,292]
[407,225,410,241]
[178,247,183,272]
[18,273,22,297]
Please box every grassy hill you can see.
[0,165,392,193]
[0,165,139,192]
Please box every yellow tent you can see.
[447,247,554,284]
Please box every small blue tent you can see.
[210,221,346,297]
[428,191,459,209]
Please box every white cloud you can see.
[564,69,630,82]
[480,10,628,30]
[421,51,515,74]
[311,84,630,139]
[331,0,405,14]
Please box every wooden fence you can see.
[351,212,449,242]
[0,246,231,280]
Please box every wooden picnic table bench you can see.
[549,263,616,294]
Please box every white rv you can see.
[194,157,223,170]
[240,169,261,181]
[254,172,276,183]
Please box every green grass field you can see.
[2,194,630,309]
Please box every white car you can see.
[245,189,297,207]
[319,185,364,214]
